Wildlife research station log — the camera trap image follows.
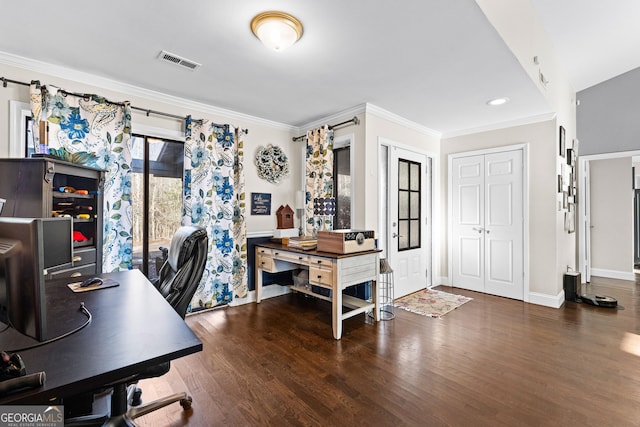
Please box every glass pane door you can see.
[397,158,421,251]
[131,135,184,282]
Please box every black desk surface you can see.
[0,269,203,404]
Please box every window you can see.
[332,134,354,230]
[398,159,421,250]
[131,134,184,281]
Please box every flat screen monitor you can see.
[0,217,73,341]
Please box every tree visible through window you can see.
[131,135,184,282]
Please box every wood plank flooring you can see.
[136,277,640,426]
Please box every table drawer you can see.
[257,255,275,272]
[308,256,333,269]
[73,247,97,267]
[256,247,273,258]
[48,263,97,279]
[309,265,333,287]
[272,250,309,265]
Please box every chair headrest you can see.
[167,225,208,272]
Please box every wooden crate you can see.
[317,230,375,254]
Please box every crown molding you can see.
[364,103,442,138]
[0,50,297,132]
[297,104,366,132]
[441,112,557,139]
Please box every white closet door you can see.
[451,149,524,300]
[483,150,523,300]
[451,155,485,293]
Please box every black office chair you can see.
[66,225,208,426]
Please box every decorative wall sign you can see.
[559,126,566,157]
[251,192,271,215]
[255,144,289,184]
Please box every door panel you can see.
[452,156,485,292]
[389,146,431,297]
[451,149,523,300]
[484,150,523,299]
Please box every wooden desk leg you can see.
[332,288,342,340]
[256,267,263,303]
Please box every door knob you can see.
[472,227,484,233]
[392,232,404,238]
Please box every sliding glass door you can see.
[131,135,184,282]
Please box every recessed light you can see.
[486,97,510,106]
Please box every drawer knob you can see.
[299,256,303,260]
[317,275,322,279]
[317,260,321,264]
[73,256,82,262]
[70,272,82,277]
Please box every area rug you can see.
[394,288,473,318]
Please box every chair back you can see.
[154,225,208,318]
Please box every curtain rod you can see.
[292,116,360,142]
[0,76,248,135]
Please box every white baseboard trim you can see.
[528,290,565,309]
[590,268,636,282]
[230,284,291,306]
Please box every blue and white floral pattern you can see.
[30,81,133,272]
[184,117,247,311]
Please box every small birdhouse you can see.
[276,204,295,229]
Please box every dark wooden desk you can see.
[0,269,202,404]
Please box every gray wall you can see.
[577,67,640,156]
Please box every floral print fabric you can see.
[184,117,246,311]
[305,126,334,235]
[30,81,133,271]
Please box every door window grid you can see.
[398,158,421,251]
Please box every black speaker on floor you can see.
[563,271,581,302]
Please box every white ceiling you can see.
[0,1,636,135]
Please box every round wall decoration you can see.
[255,144,290,184]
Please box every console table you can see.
[255,243,381,339]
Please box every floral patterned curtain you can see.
[30,81,133,271]
[183,116,247,311]
[305,125,334,236]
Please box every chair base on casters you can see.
[66,383,193,427]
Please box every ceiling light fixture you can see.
[486,97,510,106]
[250,11,303,52]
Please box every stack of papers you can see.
[288,236,317,250]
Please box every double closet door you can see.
[451,149,524,300]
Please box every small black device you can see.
[564,271,618,308]
[579,294,618,308]
[80,277,103,288]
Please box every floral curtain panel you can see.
[305,125,334,236]
[183,117,247,312]
[30,81,133,271]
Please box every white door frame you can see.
[377,137,436,288]
[578,150,640,283]
[448,143,530,301]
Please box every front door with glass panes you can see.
[388,146,431,298]
[131,135,184,282]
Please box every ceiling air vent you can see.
[158,50,201,71]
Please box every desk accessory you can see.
[68,278,119,292]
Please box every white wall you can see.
[0,60,298,234]
[589,157,634,277]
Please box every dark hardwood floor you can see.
[136,277,640,426]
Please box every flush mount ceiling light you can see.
[250,11,303,52]
[486,97,510,106]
